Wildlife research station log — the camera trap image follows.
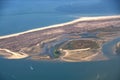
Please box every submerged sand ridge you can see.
[0,15,120,61]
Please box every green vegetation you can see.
[53,48,61,58]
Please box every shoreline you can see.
[0,48,29,59]
[0,15,120,61]
[0,15,120,39]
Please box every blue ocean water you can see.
[0,0,120,35]
[0,58,120,80]
[0,0,120,80]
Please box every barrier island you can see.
[0,15,120,62]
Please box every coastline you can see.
[0,15,120,61]
[0,15,120,39]
[0,48,29,59]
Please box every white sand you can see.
[0,15,120,39]
[0,48,29,59]
[0,15,120,60]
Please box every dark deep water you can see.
[0,0,120,80]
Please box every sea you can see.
[0,0,120,80]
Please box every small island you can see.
[0,15,120,62]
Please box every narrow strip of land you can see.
[0,15,120,61]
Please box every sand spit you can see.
[0,15,120,60]
[0,15,120,39]
[0,48,29,59]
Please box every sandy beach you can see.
[0,48,29,59]
[0,15,120,61]
[0,15,120,39]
